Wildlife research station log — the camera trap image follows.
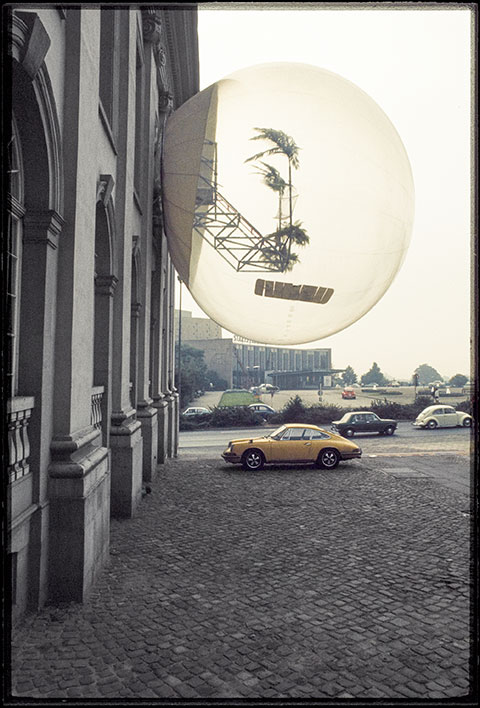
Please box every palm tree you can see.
[245,127,300,234]
[246,128,308,271]
[253,162,287,230]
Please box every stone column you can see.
[47,9,110,603]
[109,9,143,517]
[16,210,63,611]
[168,260,179,457]
[134,15,158,483]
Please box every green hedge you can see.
[179,405,264,431]
[179,394,473,430]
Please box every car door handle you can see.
[304,442,311,446]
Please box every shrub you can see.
[179,413,212,431]
[209,406,263,428]
[281,395,309,422]
[274,397,346,426]
[456,399,473,415]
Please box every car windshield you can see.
[338,413,352,423]
[269,425,287,439]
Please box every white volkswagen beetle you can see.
[413,405,473,430]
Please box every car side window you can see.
[310,430,329,440]
[445,408,455,414]
[280,429,292,440]
[289,429,305,440]
[302,429,313,440]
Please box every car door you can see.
[273,427,313,462]
[352,413,368,433]
[442,407,458,427]
[364,413,380,433]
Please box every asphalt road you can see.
[179,422,473,496]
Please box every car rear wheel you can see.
[242,449,265,471]
[463,418,472,427]
[427,420,437,429]
[384,425,395,436]
[317,448,340,470]
[344,428,354,438]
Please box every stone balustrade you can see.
[7,396,34,483]
[91,386,104,431]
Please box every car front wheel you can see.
[427,420,437,429]
[343,428,354,438]
[384,426,395,436]
[463,418,472,427]
[317,448,340,470]
[242,449,265,471]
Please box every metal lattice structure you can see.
[193,141,294,273]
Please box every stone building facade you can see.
[5,5,199,622]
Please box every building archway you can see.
[94,191,118,449]
[7,9,64,618]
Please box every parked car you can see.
[181,406,210,417]
[342,387,356,399]
[331,411,397,437]
[413,405,473,429]
[248,403,276,419]
[221,423,362,471]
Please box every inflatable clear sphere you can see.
[163,62,414,345]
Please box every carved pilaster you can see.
[142,8,162,45]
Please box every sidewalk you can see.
[9,455,472,701]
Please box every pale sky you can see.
[176,2,473,382]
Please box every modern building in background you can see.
[6,5,198,623]
[177,311,342,389]
[174,309,222,341]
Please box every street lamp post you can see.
[177,277,182,405]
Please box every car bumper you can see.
[221,451,242,464]
[341,449,362,460]
[412,422,425,428]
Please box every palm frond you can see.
[253,162,287,195]
[247,127,301,169]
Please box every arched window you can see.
[6,116,25,398]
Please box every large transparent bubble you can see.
[163,62,414,345]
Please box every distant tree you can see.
[342,365,358,386]
[415,364,443,385]
[176,344,208,408]
[206,370,228,391]
[449,373,468,387]
[361,362,387,386]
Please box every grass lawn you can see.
[218,390,258,407]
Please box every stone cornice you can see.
[95,274,118,297]
[97,174,115,206]
[161,7,199,109]
[131,302,142,317]
[23,209,64,249]
[11,11,51,80]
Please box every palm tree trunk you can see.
[287,159,293,262]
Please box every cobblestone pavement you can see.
[9,455,473,702]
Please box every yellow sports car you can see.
[222,423,362,471]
